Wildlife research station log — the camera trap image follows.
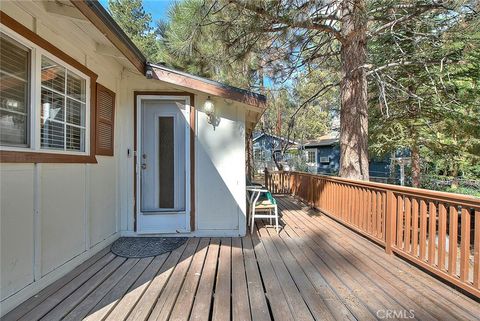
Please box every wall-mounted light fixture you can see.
[204,96,215,124]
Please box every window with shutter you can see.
[95,84,115,156]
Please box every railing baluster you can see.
[386,191,396,255]
[448,205,458,276]
[438,203,447,271]
[404,197,411,252]
[474,210,480,288]
[397,195,404,248]
[372,190,377,237]
[420,200,428,261]
[381,191,386,239]
[428,202,437,265]
[412,198,419,257]
[366,190,372,234]
[460,208,471,282]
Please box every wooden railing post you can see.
[385,191,396,254]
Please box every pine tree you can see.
[108,0,160,62]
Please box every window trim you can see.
[306,149,317,165]
[0,11,98,163]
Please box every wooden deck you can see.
[3,195,479,321]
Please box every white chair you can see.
[246,186,279,234]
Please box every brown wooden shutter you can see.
[95,84,115,156]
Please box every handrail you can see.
[287,171,480,208]
[265,170,480,298]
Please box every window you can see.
[306,150,316,163]
[253,149,263,161]
[41,56,87,152]
[319,156,330,164]
[0,28,90,156]
[0,33,30,147]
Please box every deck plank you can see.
[83,257,154,321]
[231,237,252,321]
[285,222,377,320]
[211,238,232,321]
[264,220,359,321]
[1,247,111,321]
[241,236,271,321]
[189,238,220,321]
[104,254,169,321]
[39,256,126,321]
[149,238,205,321]
[126,239,193,321]
[17,252,117,321]
[62,258,139,321]
[169,238,210,321]
[247,233,296,321]
[258,221,335,321]
[254,226,314,321]
[278,207,398,315]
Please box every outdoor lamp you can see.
[204,96,215,124]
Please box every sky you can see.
[99,0,174,24]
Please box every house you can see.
[303,133,407,182]
[0,0,265,315]
[252,132,298,172]
[303,133,341,174]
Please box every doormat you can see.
[110,237,188,258]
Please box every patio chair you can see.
[246,186,279,234]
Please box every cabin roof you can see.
[253,132,299,145]
[304,133,340,147]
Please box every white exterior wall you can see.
[195,95,247,235]
[0,2,121,315]
[1,1,249,316]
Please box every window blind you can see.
[0,32,30,147]
[40,56,86,152]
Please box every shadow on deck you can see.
[2,195,479,321]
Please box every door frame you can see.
[133,92,195,233]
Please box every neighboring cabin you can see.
[303,133,410,182]
[252,132,298,172]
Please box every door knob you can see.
[141,163,147,170]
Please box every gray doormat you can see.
[110,237,188,258]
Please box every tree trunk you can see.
[411,144,421,188]
[246,134,254,181]
[339,0,369,180]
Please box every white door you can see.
[137,96,190,233]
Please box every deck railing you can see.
[265,170,480,298]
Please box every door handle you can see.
[141,163,147,170]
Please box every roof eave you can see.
[150,64,266,109]
[70,0,146,74]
